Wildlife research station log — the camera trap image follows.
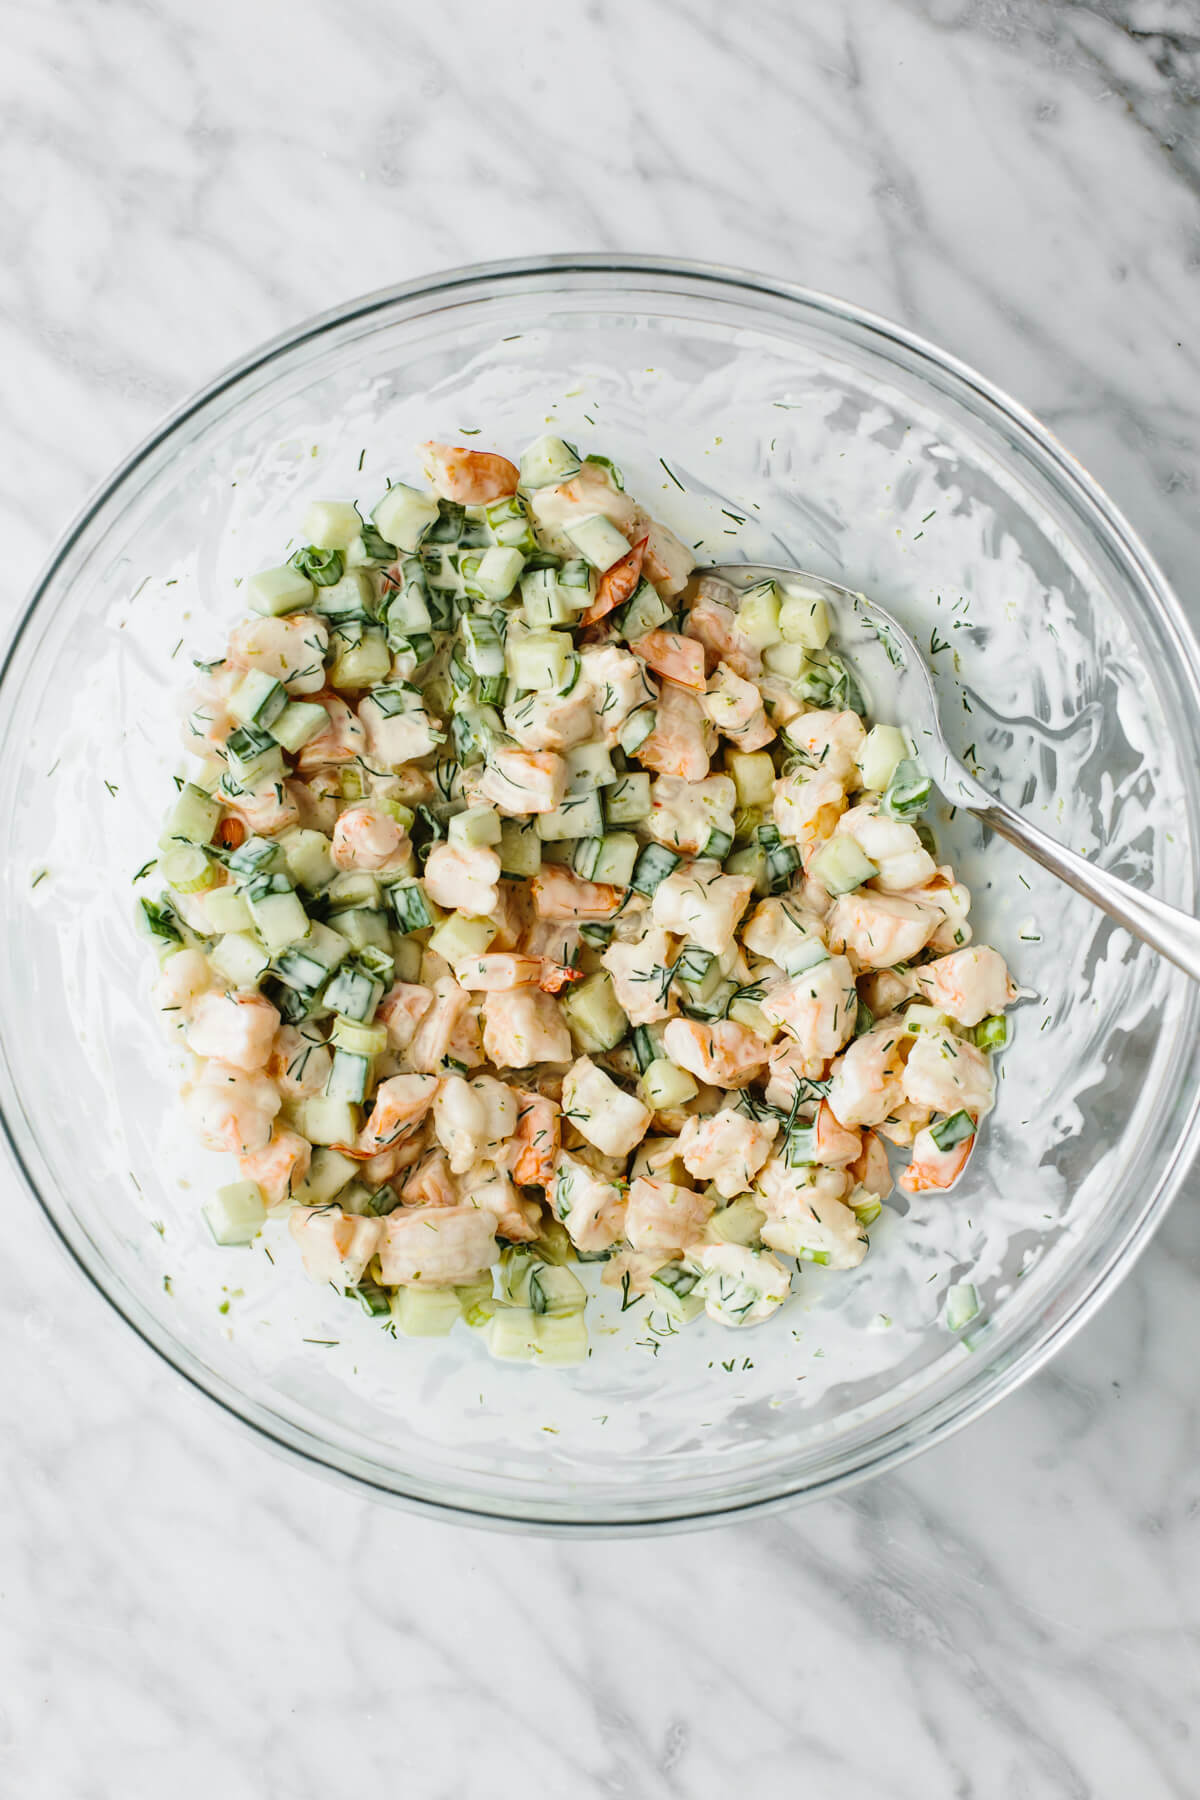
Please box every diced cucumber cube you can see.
[228,669,287,730]
[604,773,651,824]
[303,500,363,551]
[564,513,632,571]
[326,1048,372,1104]
[322,960,384,1022]
[561,971,627,1053]
[486,1307,588,1364]
[331,1016,388,1055]
[225,725,284,787]
[461,615,506,678]
[808,836,879,896]
[564,740,616,793]
[390,1286,463,1337]
[881,758,932,822]
[332,908,391,953]
[629,842,680,897]
[536,792,605,842]
[856,724,909,793]
[761,641,813,679]
[247,888,311,953]
[779,588,831,649]
[618,705,657,756]
[292,1146,359,1208]
[388,879,441,935]
[640,1058,699,1110]
[520,567,576,628]
[727,751,776,810]
[163,782,220,847]
[331,627,390,690]
[160,845,216,895]
[372,482,440,554]
[704,1194,767,1248]
[428,912,498,964]
[277,828,336,893]
[468,546,526,602]
[506,630,574,692]
[945,1282,980,1332]
[271,701,330,754]
[200,886,253,934]
[572,832,638,886]
[519,434,583,489]
[247,565,315,617]
[498,818,542,880]
[650,1263,705,1323]
[202,1181,267,1246]
[210,932,271,987]
[737,580,782,647]
[617,582,672,640]
[294,1094,361,1147]
[448,805,502,849]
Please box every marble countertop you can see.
[3,2,1199,1793]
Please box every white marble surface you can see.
[2,0,1199,1793]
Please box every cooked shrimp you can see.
[651,860,754,955]
[687,1242,791,1326]
[453,953,541,992]
[786,710,866,783]
[552,1150,627,1253]
[662,1018,770,1088]
[890,868,973,954]
[914,947,1013,1027]
[462,1162,540,1242]
[635,681,713,782]
[267,1024,333,1098]
[826,1021,909,1127]
[239,1126,312,1208]
[700,663,775,751]
[684,579,762,681]
[186,991,280,1074]
[646,773,737,857]
[898,1124,975,1194]
[226,777,301,838]
[809,1100,863,1168]
[401,1149,458,1210]
[835,806,936,893]
[295,692,368,770]
[184,1062,281,1155]
[289,1206,383,1287]
[331,801,411,873]
[774,768,847,848]
[825,891,938,969]
[357,1073,441,1155]
[580,536,647,627]
[528,460,642,554]
[227,614,329,694]
[758,1173,867,1270]
[377,982,435,1051]
[624,1177,714,1254]
[764,1038,824,1112]
[359,688,442,765]
[421,442,519,504]
[676,1108,778,1199]
[741,895,826,973]
[848,1129,893,1199]
[153,949,213,1022]
[482,986,573,1068]
[406,978,475,1073]
[379,1204,498,1285]
[182,665,239,752]
[433,1073,517,1175]
[476,747,567,816]
[423,842,501,915]
[508,1088,561,1189]
[632,630,706,692]
[503,688,596,753]
[580,644,658,746]
[601,928,677,1025]
[531,866,624,921]
[902,1030,994,1119]
[760,954,858,1073]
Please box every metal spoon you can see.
[705,563,1200,983]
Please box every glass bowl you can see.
[5,256,1199,1534]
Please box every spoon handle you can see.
[969,792,1200,984]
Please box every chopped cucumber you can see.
[650,1262,705,1323]
[246,887,311,954]
[882,757,933,822]
[486,1308,588,1365]
[372,482,440,554]
[564,740,616,792]
[210,931,271,987]
[561,971,627,1053]
[448,805,502,850]
[779,589,831,649]
[468,545,525,603]
[326,1048,372,1104]
[945,1282,980,1333]
[160,845,216,895]
[563,513,631,571]
[617,582,672,640]
[930,1109,975,1152]
[519,434,582,488]
[228,669,287,730]
[163,782,220,846]
[604,773,651,824]
[277,827,336,892]
[271,701,330,754]
[727,751,776,810]
[506,630,574,692]
[498,818,542,880]
[202,1181,266,1246]
[705,1194,767,1248]
[322,960,384,1023]
[856,723,909,794]
[737,580,782,647]
[200,886,253,934]
[629,842,680,897]
[808,836,879,896]
[294,1095,361,1147]
[640,1058,699,1110]
[618,705,656,756]
[536,792,605,842]
[303,500,363,551]
[572,832,638,886]
[974,1014,1009,1052]
[428,912,497,963]
[390,1286,462,1337]
[247,565,314,617]
[293,1146,359,1208]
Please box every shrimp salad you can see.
[138,435,1015,1364]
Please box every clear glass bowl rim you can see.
[8,252,1200,1535]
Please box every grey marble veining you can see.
[1,1,1199,1794]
